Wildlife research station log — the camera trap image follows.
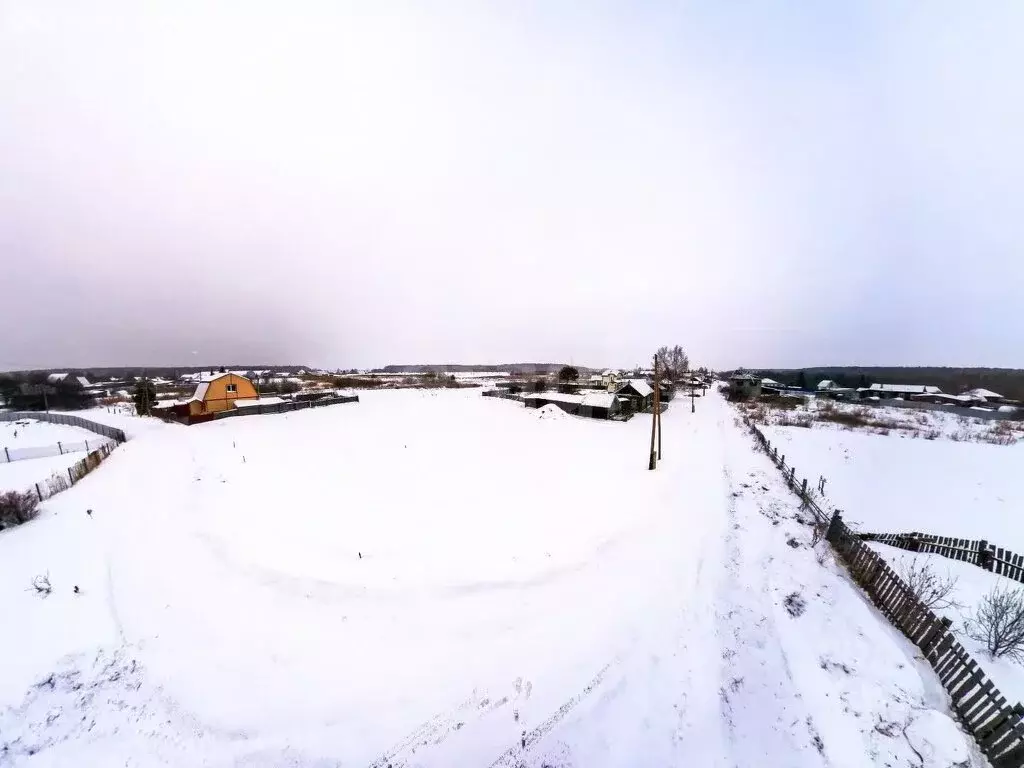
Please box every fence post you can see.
[978,540,993,570]
[68,467,74,483]
[85,440,89,452]
[36,483,43,501]
[789,466,796,485]
[801,478,808,498]
[3,446,8,462]
[58,441,63,455]
[825,510,844,543]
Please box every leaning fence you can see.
[0,411,127,443]
[744,415,1024,767]
[859,531,1024,585]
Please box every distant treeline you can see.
[730,367,1024,400]
[2,364,312,380]
[376,363,587,374]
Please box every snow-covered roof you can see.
[912,393,973,403]
[189,382,210,402]
[46,373,69,384]
[967,388,1003,400]
[234,397,284,408]
[524,392,582,405]
[523,391,617,410]
[152,400,180,409]
[74,376,91,387]
[760,378,781,387]
[617,380,653,397]
[817,380,836,390]
[865,384,942,395]
[589,374,603,381]
[581,392,615,409]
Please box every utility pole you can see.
[655,362,662,460]
[691,382,696,414]
[648,354,659,470]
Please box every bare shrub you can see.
[810,522,826,548]
[0,490,40,529]
[760,395,803,412]
[965,585,1024,661]
[777,412,814,428]
[900,558,959,611]
[31,573,52,597]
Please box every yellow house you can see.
[185,373,259,416]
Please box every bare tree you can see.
[655,345,690,382]
[900,558,960,611]
[965,584,1024,661]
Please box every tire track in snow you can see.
[718,458,830,767]
[486,662,612,767]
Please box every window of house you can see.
[226,383,237,393]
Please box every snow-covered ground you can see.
[0,452,94,494]
[867,543,1024,714]
[761,421,1024,548]
[0,390,983,766]
[1,418,101,449]
[65,405,174,440]
[750,397,1023,443]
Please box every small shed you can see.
[522,391,619,420]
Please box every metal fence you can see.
[22,440,119,503]
[743,414,1024,767]
[0,411,127,443]
[1,437,118,464]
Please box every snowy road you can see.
[0,390,981,766]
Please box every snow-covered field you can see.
[1,418,101,449]
[0,452,96,495]
[0,390,984,766]
[761,417,1024,549]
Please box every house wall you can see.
[201,374,259,413]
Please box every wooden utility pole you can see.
[655,362,662,460]
[648,354,659,470]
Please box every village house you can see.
[816,379,858,400]
[168,372,260,418]
[857,383,942,400]
[614,380,654,412]
[727,374,761,400]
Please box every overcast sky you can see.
[2,1,1022,372]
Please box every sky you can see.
[1,1,1022,372]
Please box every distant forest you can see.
[730,367,1024,401]
[4,365,310,379]
[376,363,581,374]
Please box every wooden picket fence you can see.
[860,531,1024,584]
[744,417,1024,767]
